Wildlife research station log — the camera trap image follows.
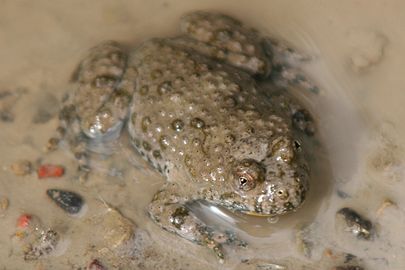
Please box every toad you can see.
[50,11,316,260]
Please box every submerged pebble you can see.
[87,259,106,270]
[92,203,137,255]
[332,266,364,270]
[37,164,65,179]
[0,196,9,217]
[24,229,60,261]
[47,189,84,214]
[0,88,28,122]
[376,198,396,217]
[13,214,60,261]
[336,207,373,240]
[10,160,32,176]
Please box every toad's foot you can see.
[46,41,134,180]
[148,183,243,262]
[177,11,271,77]
[263,38,319,94]
[177,11,318,93]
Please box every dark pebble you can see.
[47,189,84,214]
[0,110,14,122]
[336,207,373,240]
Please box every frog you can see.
[49,11,316,260]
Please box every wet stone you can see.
[0,110,14,122]
[336,207,373,240]
[47,189,84,215]
[10,160,32,176]
[24,229,60,261]
[88,259,106,270]
[332,266,364,270]
[0,196,9,217]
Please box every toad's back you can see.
[127,39,292,185]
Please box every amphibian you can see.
[50,11,316,260]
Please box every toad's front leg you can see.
[148,183,232,261]
[47,41,134,180]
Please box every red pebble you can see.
[17,214,32,228]
[37,164,65,178]
[88,259,106,270]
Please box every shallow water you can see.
[1,1,405,269]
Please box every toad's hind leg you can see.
[47,41,134,180]
[148,183,227,261]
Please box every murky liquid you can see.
[1,1,405,269]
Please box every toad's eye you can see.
[233,159,265,192]
[238,174,256,191]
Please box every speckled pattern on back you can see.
[49,11,316,259]
[127,38,308,215]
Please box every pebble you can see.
[10,160,32,176]
[347,29,387,72]
[90,202,136,256]
[87,259,106,270]
[376,198,396,217]
[332,266,364,270]
[336,207,373,240]
[24,229,60,261]
[0,196,9,217]
[37,164,65,179]
[47,189,84,214]
[12,214,60,261]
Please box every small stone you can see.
[332,266,364,270]
[88,259,106,270]
[376,198,396,217]
[10,160,32,176]
[347,29,387,72]
[91,203,137,256]
[46,137,60,152]
[47,189,84,214]
[24,229,60,261]
[0,197,9,217]
[336,207,373,240]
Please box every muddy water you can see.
[1,1,405,269]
